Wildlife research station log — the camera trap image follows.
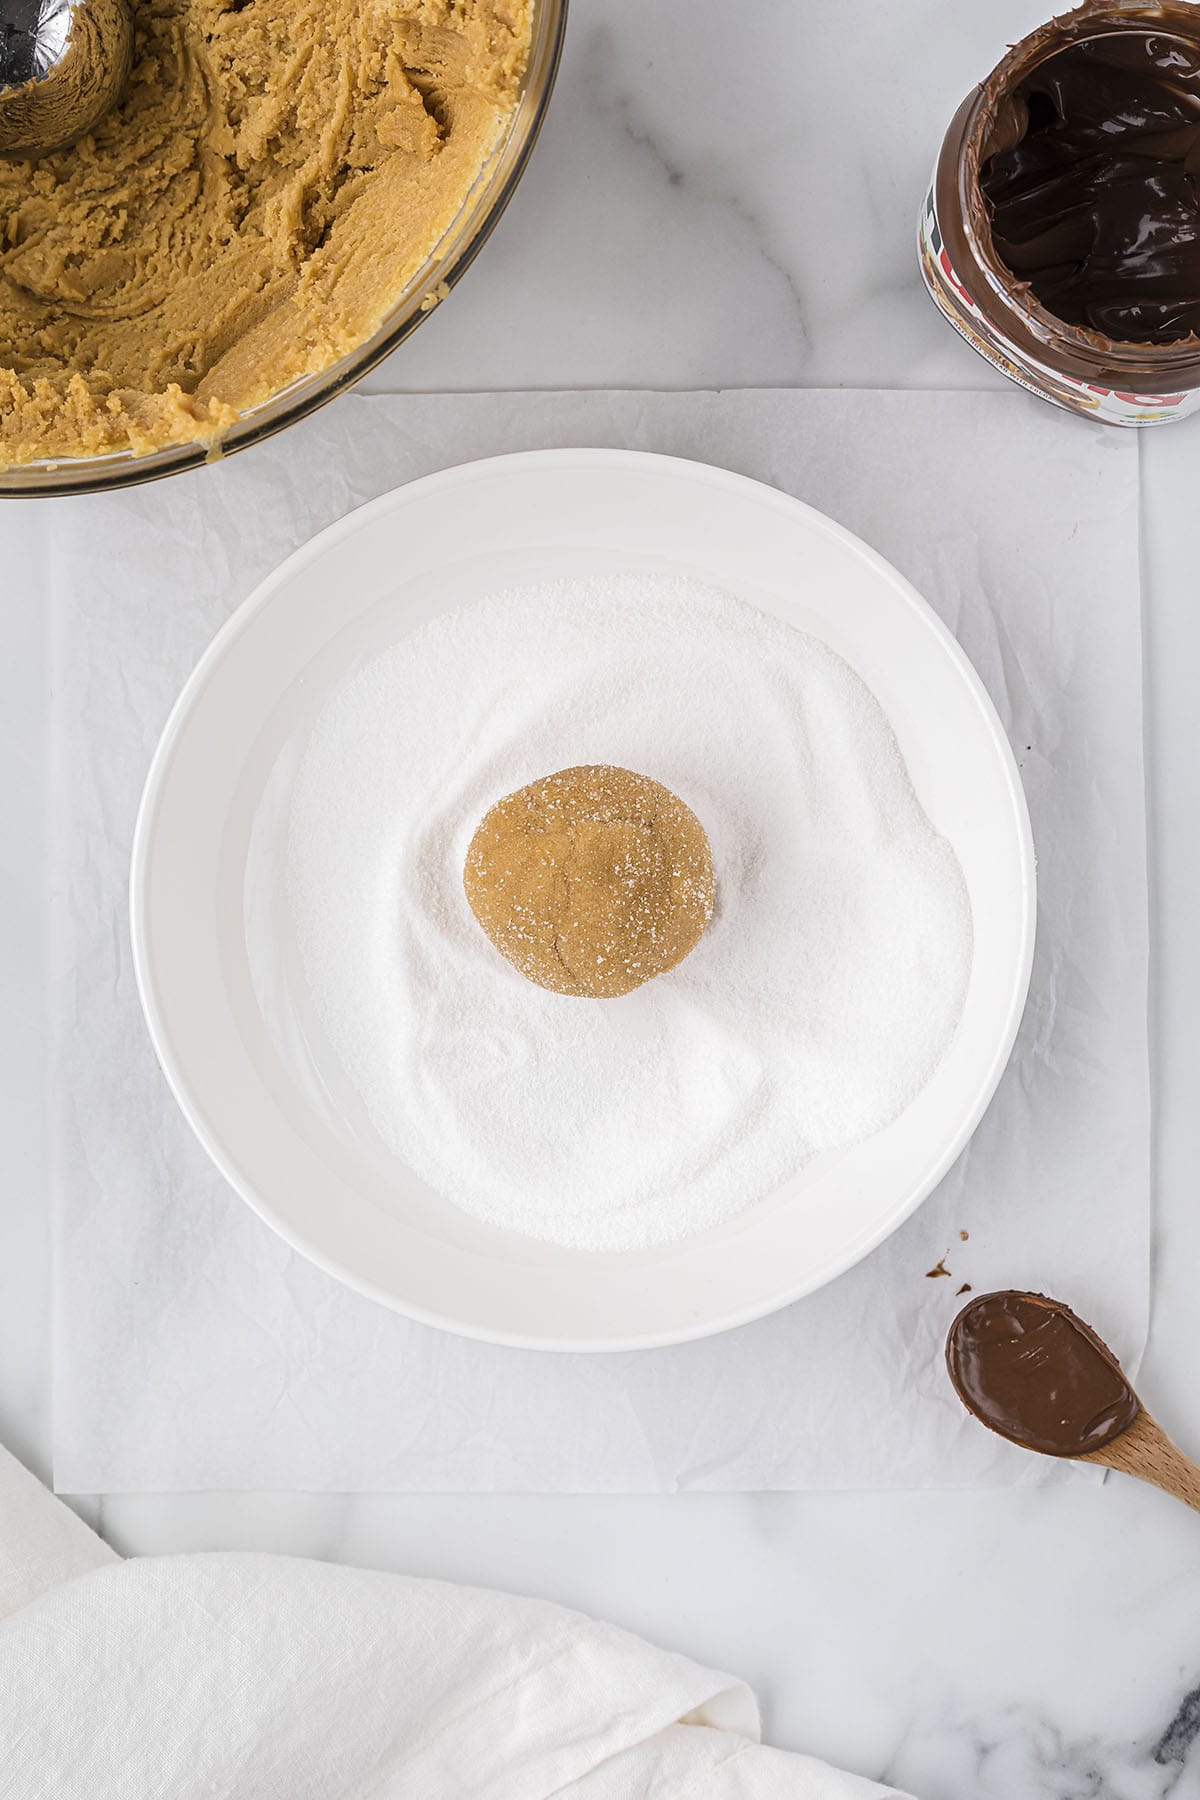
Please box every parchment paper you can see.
[43,388,1148,1492]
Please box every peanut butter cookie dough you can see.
[464,765,717,999]
[0,0,531,468]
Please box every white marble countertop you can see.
[4,2,1200,1794]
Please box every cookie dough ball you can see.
[464,765,716,998]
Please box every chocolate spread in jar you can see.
[946,1290,1140,1457]
[982,28,1200,343]
[921,3,1200,424]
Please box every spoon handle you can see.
[1082,1409,1200,1514]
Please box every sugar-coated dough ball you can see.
[464,765,716,998]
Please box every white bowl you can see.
[131,450,1035,1351]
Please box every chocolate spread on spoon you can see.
[946,1291,1140,1457]
[982,28,1200,343]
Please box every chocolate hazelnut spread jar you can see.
[921,0,1200,425]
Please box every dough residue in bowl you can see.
[0,0,531,468]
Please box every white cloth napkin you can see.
[45,388,1149,1493]
[0,1446,904,1799]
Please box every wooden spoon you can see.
[946,1289,1200,1514]
[1077,1407,1200,1512]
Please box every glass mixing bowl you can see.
[0,0,567,498]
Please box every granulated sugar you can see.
[286,574,973,1251]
